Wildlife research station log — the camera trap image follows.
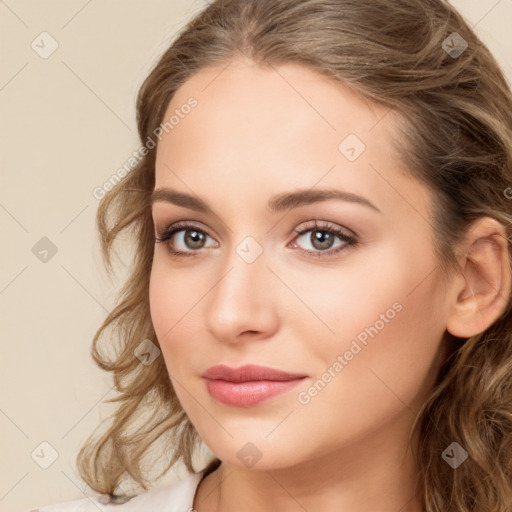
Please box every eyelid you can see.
[289,220,358,258]
[155,219,358,259]
[155,219,213,239]
[291,219,356,239]
[154,220,218,255]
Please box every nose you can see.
[204,245,279,344]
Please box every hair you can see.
[76,0,512,510]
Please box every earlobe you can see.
[446,217,511,338]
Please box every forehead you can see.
[153,59,429,223]
[159,59,395,161]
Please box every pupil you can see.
[312,230,333,250]
[185,230,205,249]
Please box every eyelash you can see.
[155,220,358,259]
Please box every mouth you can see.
[201,364,308,407]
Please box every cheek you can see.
[149,257,198,332]
[148,261,185,364]
[296,244,447,413]
[148,258,209,371]
[281,254,406,355]
[291,285,446,457]
[312,279,445,422]
[148,262,169,335]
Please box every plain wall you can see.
[1,1,511,511]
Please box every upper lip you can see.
[202,364,307,382]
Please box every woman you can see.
[29,0,512,510]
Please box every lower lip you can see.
[205,378,305,407]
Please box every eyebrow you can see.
[150,187,382,214]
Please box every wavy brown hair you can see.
[77,0,512,510]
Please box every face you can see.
[149,58,450,470]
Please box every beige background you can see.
[1,1,511,511]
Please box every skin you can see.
[149,58,510,511]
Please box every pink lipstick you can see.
[202,364,307,407]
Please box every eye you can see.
[289,221,358,258]
[155,220,358,259]
[155,221,218,257]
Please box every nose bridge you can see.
[214,238,267,311]
[205,236,277,340]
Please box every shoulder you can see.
[25,471,204,512]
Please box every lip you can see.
[202,364,308,407]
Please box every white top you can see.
[25,471,204,512]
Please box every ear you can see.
[446,217,511,338]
